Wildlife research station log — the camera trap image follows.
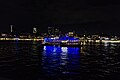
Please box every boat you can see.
[42,36,82,47]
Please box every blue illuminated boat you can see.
[42,37,82,47]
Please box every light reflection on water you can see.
[42,46,80,76]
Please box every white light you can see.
[61,40,68,43]
[44,46,46,51]
[50,38,54,39]
[61,47,68,52]
[105,38,109,40]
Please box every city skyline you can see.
[0,24,120,36]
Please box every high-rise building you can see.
[48,27,61,36]
[33,27,37,38]
[55,28,60,36]
[48,27,54,35]
[33,27,37,34]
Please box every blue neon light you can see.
[44,37,79,43]
[43,46,80,54]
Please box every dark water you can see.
[0,41,120,80]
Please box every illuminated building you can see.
[19,33,31,38]
[48,27,54,35]
[33,27,37,38]
[33,27,37,34]
[47,27,61,37]
[91,35,100,40]
[68,32,74,37]
[1,33,7,37]
[10,25,15,37]
[10,25,13,33]
[54,28,60,36]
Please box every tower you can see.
[10,25,13,33]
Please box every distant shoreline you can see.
[0,38,43,41]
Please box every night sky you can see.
[0,0,120,34]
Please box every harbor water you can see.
[0,41,120,80]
